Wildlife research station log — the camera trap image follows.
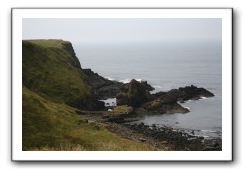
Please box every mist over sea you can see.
[74,41,222,138]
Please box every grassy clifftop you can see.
[22,39,152,150]
[23,39,91,107]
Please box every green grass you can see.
[22,40,91,107]
[144,99,162,110]
[22,39,155,151]
[23,86,153,151]
[113,105,134,114]
[26,39,69,48]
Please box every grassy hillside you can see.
[22,39,91,107]
[22,39,152,150]
[23,86,152,150]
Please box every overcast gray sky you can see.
[23,18,221,44]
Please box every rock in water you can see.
[153,85,214,103]
[142,99,190,114]
[116,79,154,107]
[178,85,214,101]
[136,85,213,114]
[116,81,214,114]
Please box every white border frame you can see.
[12,8,232,161]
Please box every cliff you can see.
[23,40,88,102]
[82,68,123,99]
[22,39,104,110]
[22,39,215,151]
[22,39,152,150]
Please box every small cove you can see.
[75,41,222,139]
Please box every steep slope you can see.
[22,39,152,150]
[22,39,103,110]
[23,86,152,150]
[82,68,122,99]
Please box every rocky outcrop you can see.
[116,79,154,107]
[141,99,189,114]
[116,80,214,115]
[22,40,106,111]
[83,69,123,99]
[177,85,214,101]
[23,39,214,114]
[153,85,214,103]
[71,95,105,111]
[139,85,214,114]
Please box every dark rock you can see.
[139,138,147,142]
[142,99,189,114]
[140,81,155,92]
[71,95,105,111]
[153,90,179,104]
[178,85,214,100]
[116,82,213,114]
[124,122,221,151]
[153,85,214,103]
[137,85,214,114]
[116,79,154,107]
[82,68,123,99]
[107,117,125,123]
[139,122,145,127]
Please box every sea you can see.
[74,41,222,139]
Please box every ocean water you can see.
[74,41,222,138]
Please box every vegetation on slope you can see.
[22,39,91,108]
[23,86,152,150]
[22,39,152,150]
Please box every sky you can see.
[22,18,222,44]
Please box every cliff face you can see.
[22,39,154,151]
[21,39,216,151]
[115,80,214,115]
[82,68,123,99]
[22,39,105,110]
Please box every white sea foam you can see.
[100,98,117,107]
[105,76,114,81]
[153,85,162,89]
[183,106,190,111]
[76,42,222,139]
[119,78,142,84]
[201,129,217,133]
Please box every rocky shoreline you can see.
[123,122,222,151]
[77,109,222,151]
[77,73,220,151]
[22,39,221,151]
[115,80,214,115]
